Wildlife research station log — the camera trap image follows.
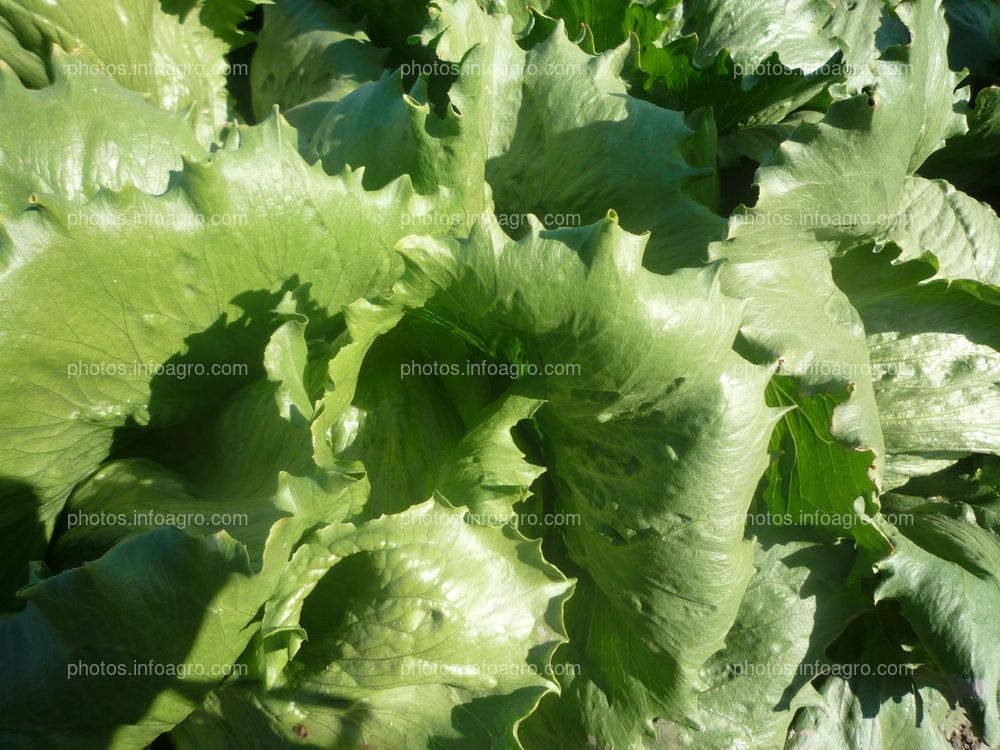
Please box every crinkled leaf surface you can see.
[655,526,865,750]
[921,86,1000,195]
[640,41,842,132]
[303,0,524,219]
[0,114,460,607]
[350,215,782,748]
[173,498,571,750]
[483,28,725,268]
[48,330,364,572]
[874,507,1000,744]
[681,0,877,73]
[250,0,386,135]
[307,0,726,269]
[708,0,969,492]
[761,376,883,548]
[0,300,368,748]
[0,0,230,146]
[834,247,1000,462]
[876,176,1000,294]
[0,1,997,748]
[786,674,956,750]
[0,52,206,217]
[0,459,367,750]
[292,209,784,748]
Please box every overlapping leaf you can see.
[0,0,230,145]
[172,498,571,749]
[0,316,369,749]
[0,50,206,216]
[0,114,461,607]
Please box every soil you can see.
[949,718,990,750]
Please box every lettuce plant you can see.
[0,0,998,748]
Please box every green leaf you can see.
[873,507,1000,744]
[0,298,368,747]
[304,209,785,747]
[540,0,678,53]
[173,497,572,750]
[876,176,1000,295]
[48,352,366,573]
[250,0,387,135]
[709,0,969,487]
[640,41,841,133]
[940,0,1000,87]
[833,247,1000,466]
[712,0,967,261]
[307,0,726,270]
[483,26,726,269]
[322,317,490,517]
[921,86,1000,195]
[656,526,866,750]
[0,0,230,146]
[711,248,886,484]
[760,375,883,549]
[0,113,461,607]
[787,594,966,750]
[302,0,521,222]
[716,112,824,167]
[786,674,956,750]
[0,0,995,747]
[681,0,879,74]
[0,50,206,217]
[0,464,367,750]
[882,455,970,492]
[264,295,314,425]
[889,457,1000,508]
[161,0,272,48]
[436,389,546,522]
